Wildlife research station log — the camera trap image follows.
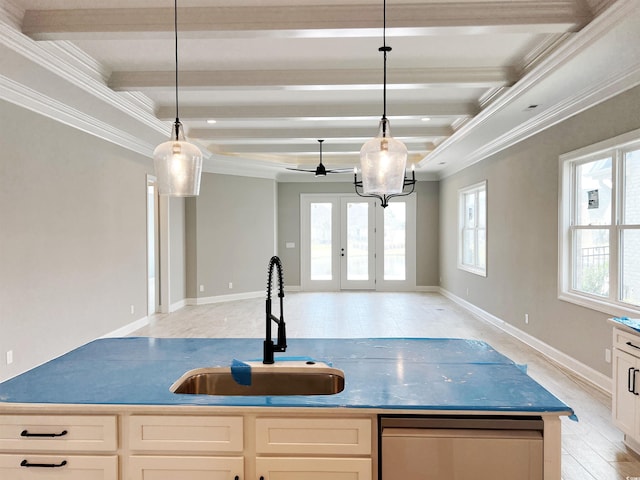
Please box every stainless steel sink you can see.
[170,362,345,396]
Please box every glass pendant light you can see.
[153,0,202,196]
[354,0,415,207]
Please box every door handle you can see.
[630,367,640,395]
[21,429,68,438]
[21,459,67,468]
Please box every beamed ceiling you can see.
[1,0,639,180]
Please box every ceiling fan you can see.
[286,140,352,176]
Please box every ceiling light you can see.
[153,0,202,197]
[354,0,415,208]
[421,117,431,122]
[206,119,217,124]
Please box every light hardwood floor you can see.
[132,291,640,480]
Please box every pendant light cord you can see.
[173,0,180,138]
[382,0,387,120]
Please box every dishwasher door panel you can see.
[381,428,543,480]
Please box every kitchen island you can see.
[0,337,573,479]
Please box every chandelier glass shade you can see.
[153,0,202,196]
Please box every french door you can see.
[301,194,416,291]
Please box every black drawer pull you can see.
[626,341,640,350]
[21,429,68,438]
[21,459,67,468]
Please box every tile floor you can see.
[132,291,640,480]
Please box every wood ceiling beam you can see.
[22,2,589,40]
[189,125,452,140]
[110,67,515,90]
[213,141,436,155]
[157,102,478,120]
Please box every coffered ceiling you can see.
[1,0,639,180]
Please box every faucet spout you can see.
[264,256,287,364]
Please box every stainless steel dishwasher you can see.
[380,416,544,480]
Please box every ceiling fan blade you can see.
[285,167,316,172]
[325,168,353,173]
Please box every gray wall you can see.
[439,85,640,377]
[185,173,276,298]
[0,99,152,381]
[277,180,439,287]
[169,197,187,305]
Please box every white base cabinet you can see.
[612,325,640,450]
[128,456,243,480]
[0,415,118,480]
[256,457,372,480]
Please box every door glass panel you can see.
[384,202,406,280]
[346,202,369,280]
[310,203,333,280]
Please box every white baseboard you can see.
[187,290,264,305]
[101,316,150,338]
[285,285,302,292]
[169,299,187,312]
[439,287,612,395]
[416,286,440,292]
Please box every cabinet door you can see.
[129,415,243,453]
[613,349,639,437]
[0,454,117,480]
[255,457,371,480]
[0,415,117,452]
[128,455,243,480]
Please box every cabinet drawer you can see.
[0,453,117,480]
[256,418,371,455]
[129,415,243,452]
[256,457,371,480]
[129,455,243,480]
[0,415,117,452]
[614,328,640,356]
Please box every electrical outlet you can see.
[130,305,135,315]
[6,350,13,365]
[525,313,529,324]
[466,288,469,296]
[199,285,204,292]
[228,282,233,289]
[605,348,612,363]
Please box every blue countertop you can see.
[610,316,640,333]
[0,337,573,414]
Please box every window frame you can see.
[559,127,640,317]
[458,180,487,277]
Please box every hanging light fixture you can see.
[153,0,203,196]
[354,0,416,208]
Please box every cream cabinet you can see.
[613,327,640,445]
[254,417,372,480]
[0,414,118,480]
[0,411,375,480]
[127,415,244,480]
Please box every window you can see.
[559,128,640,316]
[458,181,487,276]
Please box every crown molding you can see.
[441,63,640,178]
[0,74,155,158]
[0,0,23,29]
[0,17,169,141]
[429,0,639,177]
